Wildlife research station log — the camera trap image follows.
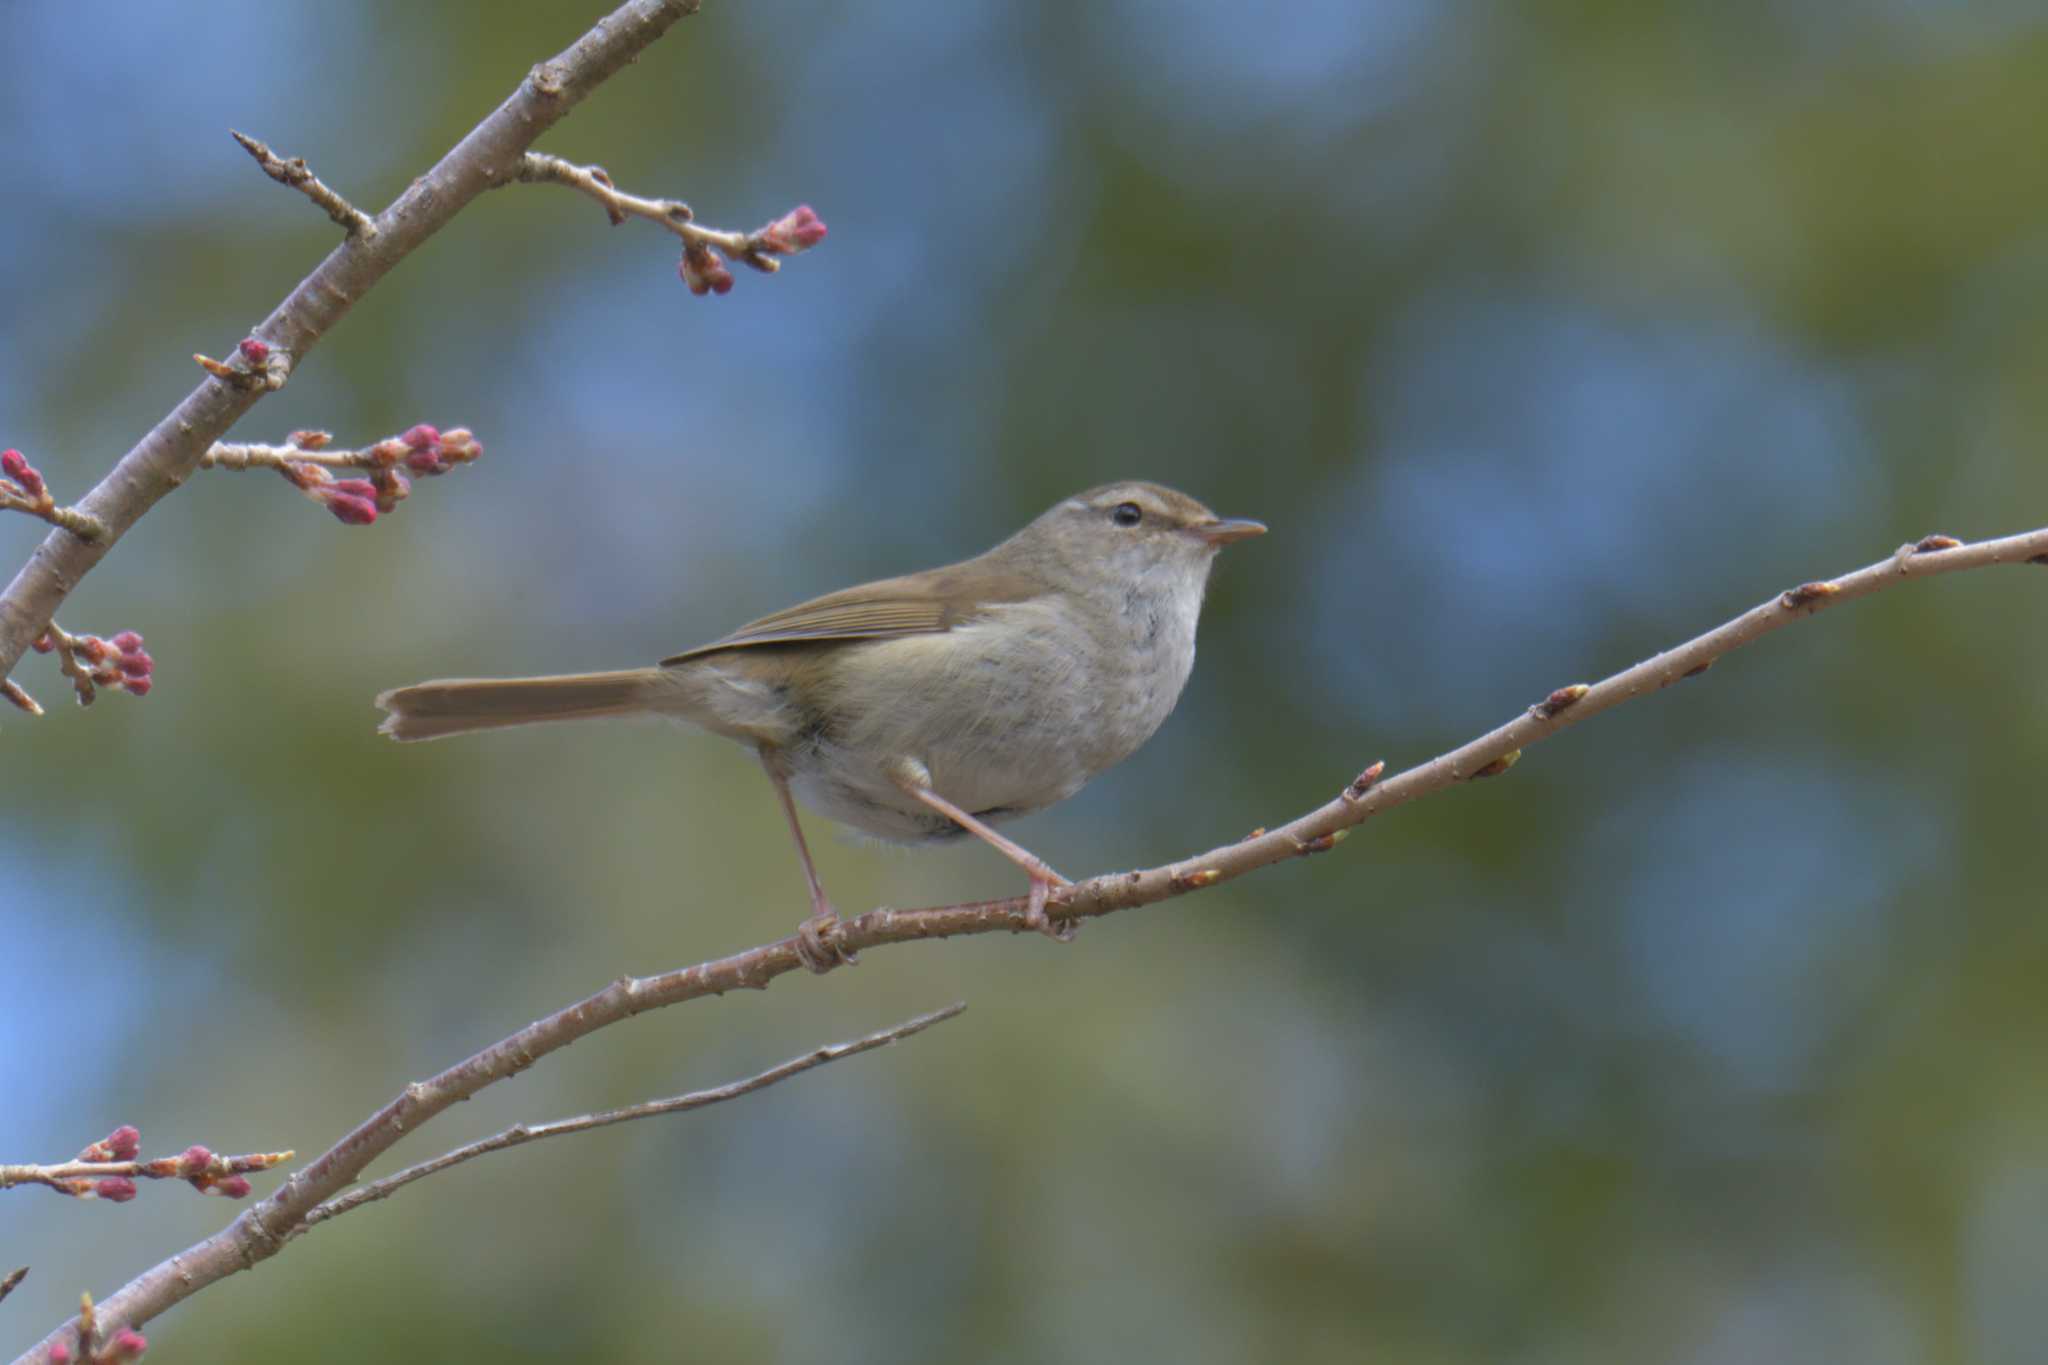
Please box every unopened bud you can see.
[680,243,734,296]
[755,204,828,254]
[2,448,47,501]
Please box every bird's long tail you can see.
[375,669,666,741]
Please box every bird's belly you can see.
[787,722,1097,843]
[784,622,1115,842]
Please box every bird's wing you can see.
[659,566,1047,665]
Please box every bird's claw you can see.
[795,908,857,974]
[1022,870,1078,943]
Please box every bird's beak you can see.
[1186,517,1266,547]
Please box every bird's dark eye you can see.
[1110,502,1143,528]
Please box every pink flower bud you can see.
[328,478,378,500]
[756,204,828,254]
[405,447,448,475]
[680,243,734,296]
[106,1327,148,1362]
[238,338,270,364]
[111,631,143,654]
[76,636,110,663]
[3,449,47,501]
[119,651,152,678]
[123,676,153,698]
[401,424,441,452]
[213,1175,252,1199]
[324,494,378,526]
[32,632,54,654]
[94,1177,138,1203]
[178,1145,213,1179]
[106,1125,142,1160]
[49,1343,71,1365]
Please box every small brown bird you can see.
[376,481,1263,969]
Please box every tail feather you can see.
[376,669,663,742]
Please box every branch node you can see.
[1172,867,1222,891]
[1913,533,1963,553]
[1343,759,1387,801]
[1780,580,1840,609]
[194,339,289,392]
[530,62,568,98]
[1532,683,1591,719]
[1470,750,1522,780]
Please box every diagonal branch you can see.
[293,1003,966,1234]
[0,0,706,683]
[17,522,2042,1365]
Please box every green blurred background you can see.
[5,2,2047,1361]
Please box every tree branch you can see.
[512,152,828,293]
[293,1003,966,1234]
[2,1125,292,1205]
[229,131,376,238]
[0,0,706,682]
[15,523,2041,1364]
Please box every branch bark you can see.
[0,0,704,681]
[14,523,2042,1365]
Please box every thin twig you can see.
[0,1268,24,1310]
[230,131,376,238]
[1,1150,293,1198]
[297,1003,966,1232]
[512,152,826,294]
[0,491,106,542]
[1,677,41,717]
[22,521,2044,1365]
[515,151,757,258]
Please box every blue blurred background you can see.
[5,2,2048,1361]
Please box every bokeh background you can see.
[5,2,2048,1361]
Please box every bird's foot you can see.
[795,906,858,974]
[1023,867,1078,943]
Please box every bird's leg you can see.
[759,746,856,973]
[891,763,1077,942]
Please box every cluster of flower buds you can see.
[34,629,153,697]
[373,423,483,478]
[679,205,828,296]
[2,447,49,506]
[49,1328,148,1365]
[281,425,480,526]
[51,1291,148,1365]
[41,1124,284,1205]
